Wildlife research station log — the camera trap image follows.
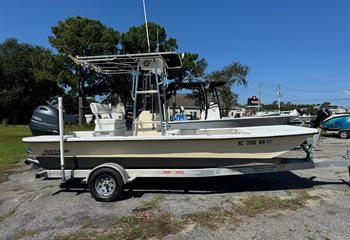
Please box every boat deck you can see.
[22,125,318,143]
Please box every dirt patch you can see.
[0,160,31,184]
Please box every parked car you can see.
[321,114,350,139]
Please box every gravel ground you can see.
[0,136,349,240]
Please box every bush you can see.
[1,119,8,126]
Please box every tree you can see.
[260,102,320,115]
[208,62,249,116]
[179,52,207,78]
[104,23,204,105]
[121,22,177,53]
[121,23,207,80]
[320,102,331,108]
[262,101,279,111]
[48,16,120,124]
[0,38,61,124]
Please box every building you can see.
[167,94,201,120]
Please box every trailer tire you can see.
[88,168,124,202]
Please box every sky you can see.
[1,0,349,107]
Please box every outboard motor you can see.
[296,109,305,116]
[309,108,332,128]
[29,105,59,136]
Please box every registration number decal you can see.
[238,139,272,146]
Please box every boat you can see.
[22,52,320,170]
[23,125,319,169]
[168,114,296,130]
[166,79,299,130]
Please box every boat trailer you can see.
[25,97,350,202]
[31,150,350,202]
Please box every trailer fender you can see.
[84,163,130,184]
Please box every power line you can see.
[259,82,350,104]
[261,82,347,93]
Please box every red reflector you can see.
[176,171,184,174]
[163,171,172,174]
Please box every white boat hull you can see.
[23,126,318,169]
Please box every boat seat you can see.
[90,103,126,136]
[133,110,161,136]
[206,102,220,120]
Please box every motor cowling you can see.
[309,108,332,128]
[29,105,59,136]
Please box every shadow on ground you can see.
[54,171,349,200]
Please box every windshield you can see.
[322,115,350,129]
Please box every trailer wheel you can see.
[339,130,350,139]
[88,168,124,202]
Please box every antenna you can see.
[276,85,282,114]
[142,0,151,53]
[156,28,159,52]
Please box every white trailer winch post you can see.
[58,97,65,181]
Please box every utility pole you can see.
[277,85,282,114]
[258,82,262,111]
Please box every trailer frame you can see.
[28,151,350,201]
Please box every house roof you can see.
[168,94,198,108]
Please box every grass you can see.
[0,125,31,173]
[54,190,322,239]
[116,211,183,240]
[55,231,102,240]
[138,196,166,210]
[0,124,94,183]
[56,211,184,240]
[0,210,15,223]
[56,196,180,240]
[81,219,98,229]
[55,209,241,240]
[234,190,322,217]
[65,124,94,132]
[12,229,40,240]
[183,208,241,230]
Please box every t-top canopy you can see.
[71,52,183,75]
[167,78,227,92]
